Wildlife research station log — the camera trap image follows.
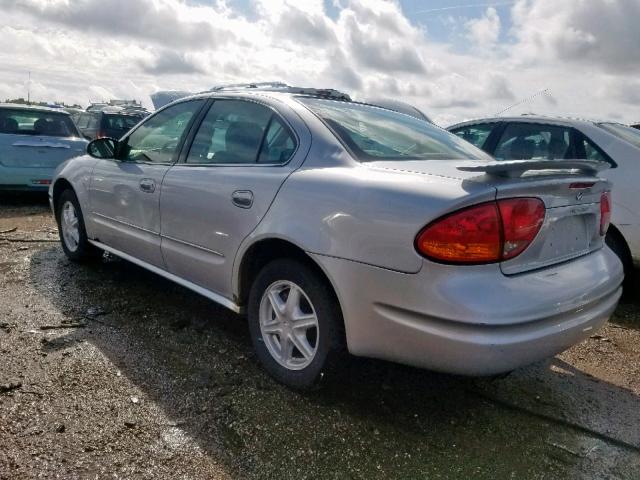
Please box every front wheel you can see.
[248,259,344,390]
[55,189,101,262]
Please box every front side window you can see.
[121,100,204,163]
[494,123,572,160]
[0,108,79,137]
[298,97,491,162]
[186,100,295,165]
[598,122,640,149]
[450,123,496,150]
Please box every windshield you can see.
[298,97,491,162]
[0,108,79,137]
[598,122,640,149]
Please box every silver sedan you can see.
[49,90,623,389]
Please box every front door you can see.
[88,99,205,267]
[160,99,300,297]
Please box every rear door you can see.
[88,99,205,267]
[160,99,300,297]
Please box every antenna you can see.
[494,88,553,116]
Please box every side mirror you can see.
[87,137,118,159]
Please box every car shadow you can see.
[28,246,640,479]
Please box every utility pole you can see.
[27,71,31,105]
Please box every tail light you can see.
[600,191,611,236]
[415,198,545,264]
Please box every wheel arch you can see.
[606,223,633,270]
[51,178,74,213]
[235,237,344,315]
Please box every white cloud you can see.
[0,0,636,125]
[466,7,501,46]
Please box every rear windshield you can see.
[298,97,491,161]
[598,122,640,149]
[103,114,142,131]
[0,108,79,137]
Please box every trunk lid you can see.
[370,159,611,274]
[0,133,87,168]
[464,160,610,274]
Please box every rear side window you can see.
[186,100,296,165]
[102,114,141,131]
[494,123,572,160]
[0,108,79,137]
[298,97,490,161]
[450,124,496,150]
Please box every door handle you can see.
[231,190,253,208]
[139,178,156,193]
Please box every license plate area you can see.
[501,203,601,275]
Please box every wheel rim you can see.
[259,280,319,370]
[60,201,80,253]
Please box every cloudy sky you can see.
[0,0,638,126]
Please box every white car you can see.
[448,116,640,274]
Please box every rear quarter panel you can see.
[237,160,496,275]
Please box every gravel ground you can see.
[1,193,639,480]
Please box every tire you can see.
[55,189,101,262]
[606,229,632,273]
[248,259,345,390]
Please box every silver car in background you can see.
[49,90,623,389]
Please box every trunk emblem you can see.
[576,192,584,200]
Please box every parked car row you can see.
[47,87,623,389]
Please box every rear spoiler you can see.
[457,160,610,178]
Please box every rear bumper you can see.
[311,247,623,375]
[0,165,54,191]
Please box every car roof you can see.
[447,115,617,130]
[0,103,72,115]
[170,90,424,117]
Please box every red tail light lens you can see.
[415,198,545,264]
[600,191,611,236]
[498,198,546,260]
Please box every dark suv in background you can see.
[73,108,147,140]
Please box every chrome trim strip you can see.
[161,234,225,258]
[89,240,240,313]
[92,212,157,235]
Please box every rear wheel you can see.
[55,189,101,262]
[248,259,344,390]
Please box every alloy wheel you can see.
[259,280,319,370]
[60,200,80,253]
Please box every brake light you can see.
[498,198,546,260]
[415,198,545,264]
[600,191,611,236]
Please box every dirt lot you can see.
[0,193,639,480]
